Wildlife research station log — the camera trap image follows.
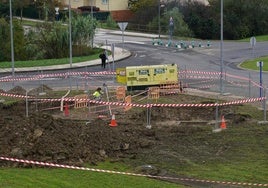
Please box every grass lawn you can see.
[0,163,183,188]
[240,56,268,71]
[238,35,268,71]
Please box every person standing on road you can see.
[99,51,107,69]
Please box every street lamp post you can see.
[91,0,94,48]
[69,0,72,68]
[220,0,224,94]
[158,1,165,39]
[9,0,14,77]
[158,0,160,39]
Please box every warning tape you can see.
[0,71,115,82]
[0,92,265,108]
[0,157,267,187]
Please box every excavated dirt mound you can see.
[0,96,244,165]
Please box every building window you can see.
[102,0,108,4]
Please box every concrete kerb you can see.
[0,46,131,73]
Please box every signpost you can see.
[250,36,256,58]
[117,22,128,51]
[111,43,115,81]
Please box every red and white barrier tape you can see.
[0,71,115,82]
[0,92,265,108]
[0,157,267,187]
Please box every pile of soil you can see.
[0,96,244,165]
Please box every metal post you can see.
[220,0,224,95]
[91,0,94,48]
[263,88,267,122]
[122,29,124,51]
[69,0,72,68]
[158,0,160,39]
[103,83,112,116]
[248,72,251,97]
[259,61,263,97]
[86,94,91,124]
[146,99,152,129]
[26,91,28,117]
[215,98,219,130]
[9,0,15,78]
[112,43,115,77]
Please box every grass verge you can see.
[0,163,183,188]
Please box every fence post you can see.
[248,72,251,98]
[263,88,267,122]
[26,91,28,118]
[146,96,152,129]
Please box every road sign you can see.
[250,36,256,48]
[118,22,128,31]
[256,61,263,67]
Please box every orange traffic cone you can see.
[64,103,69,117]
[220,115,226,129]
[109,114,117,127]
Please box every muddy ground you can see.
[0,86,253,187]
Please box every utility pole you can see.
[69,0,72,68]
[220,0,224,94]
[91,0,94,48]
[9,0,15,78]
[158,0,160,39]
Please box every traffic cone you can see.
[220,115,226,129]
[64,103,69,117]
[109,114,117,127]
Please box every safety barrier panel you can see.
[148,87,160,100]
[116,86,126,101]
[74,94,88,108]
[124,95,132,111]
[160,81,180,95]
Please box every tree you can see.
[71,15,97,55]
[148,7,192,37]
[24,14,97,60]
[208,0,268,39]
[129,0,158,25]
[33,0,62,21]
[13,0,31,21]
[180,1,218,39]
[33,21,69,59]
[0,18,26,62]
[0,18,9,61]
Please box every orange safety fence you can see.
[124,95,132,111]
[74,94,88,108]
